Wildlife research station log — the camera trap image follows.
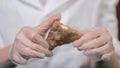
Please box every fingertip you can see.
[54,13,61,19]
[83,51,89,56]
[101,55,106,60]
[46,52,53,57]
[20,60,27,65]
[72,40,80,47]
[39,54,45,59]
[46,54,53,57]
[77,48,82,51]
[52,13,61,21]
[101,55,110,61]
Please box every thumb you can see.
[36,14,61,36]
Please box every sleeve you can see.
[99,0,120,55]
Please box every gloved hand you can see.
[73,27,115,61]
[9,14,61,64]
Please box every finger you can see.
[10,50,27,64]
[78,35,108,50]
[25,30,49,48]
[73,28,102,47]
[21,26,49,48]
[17,34,52,56]
[101,51,114,61]
[83,42,112,56]
[16,41,46,58]
[30,33,49,49]
[36,14,61,36]
[19,47,46,59]
[10,41,27,64]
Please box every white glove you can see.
[73,27,115,61]
[9,14,61,64]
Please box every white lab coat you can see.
[0,0,120,68]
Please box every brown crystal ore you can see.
[46,21,83,50]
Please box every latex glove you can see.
[73,27,115,61]
[9,14,61,64]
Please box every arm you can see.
[0,34,16,68]
[0,45,16,68]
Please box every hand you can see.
[9,14,61,64]
[73,27,115,61]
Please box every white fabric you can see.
[0,0,119,68]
